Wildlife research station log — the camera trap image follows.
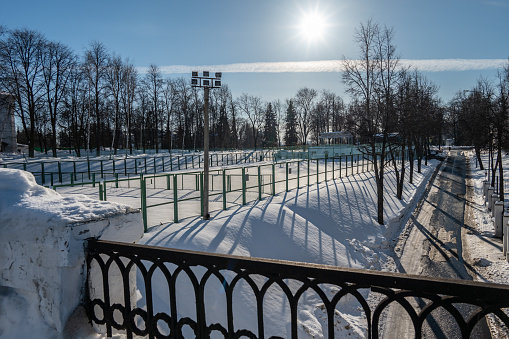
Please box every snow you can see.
[0,168,143,339]
[2,148,509,338]
[129,158,438,338]
[463,151,509,337]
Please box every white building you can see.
[0,92,17,153]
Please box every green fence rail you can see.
[2,150,275,186]
[50,150,412,232]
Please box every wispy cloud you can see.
[138,59,507,74]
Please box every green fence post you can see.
[307,158,310,186]
[154,157,157,173]
[178,156,181,170]
[297,161,300,188]
[340,156,342,177]
[272,163,275,195]
[316,159,319,184]
[325,156,328,182]
[162,156,165,172]
[332,156,335,179]
[41,162,45,185]
[222,169,227,210]
[357,154,360,174]
[73,161,77,181]
[115,173,119,188]
[141,176,148,232]
[242,167,246,205]
[92,173,96,187]
[200,172,204,216]
[70,173,74,187]
[185,156,188,169]
[99,182,103,201]
[285,162,289,192]
[50,172,54,187]
[103,181,107,201]
[135,160,138,174]
[258,166,262,200]
[124,158,127,176]
[57,162,62,183]
[87,159,91,180]
[144,157,147,173]
[166,174,171,190]
[196,174,199,191]
[173,175,179,223]
[112,159,116,176]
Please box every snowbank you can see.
[0,169,143,338]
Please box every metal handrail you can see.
[87,239,509,338]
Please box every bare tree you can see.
[84,41,109,155]
[237,93,263,149]
[342,19,401,224]
[142,64,163,152]
[120,60,137,153]
[42,41,75,157]
[294,87,317,145]
[0,28,46,157]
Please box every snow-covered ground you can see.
[70,156,436,338]
[3,148,509,338]
[464,150,509,337]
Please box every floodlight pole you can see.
[191,71,222,221]
[203,86,210,220]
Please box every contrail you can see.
[138,59,506,74]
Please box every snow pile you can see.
[137,160,438,338]
[0,169,143,339]
[464,152,509,337]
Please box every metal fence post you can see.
[173,174,179,223]
[141,175,148,232]
[115,173,119,188]
[316,159,319,184]
[307,158,310,186]
[87,159,91,180]
[242,167,246,205]
[41,162,45,185]
[297,161,300,188]
[258,166,262,200]
[200,172,204,216]
[100,160,104,178]
[124,158,127,176]
[73,161,77,181]
[223,169,227,210]
[272,163,275,196]
[286,162,289,192]
[99,182,103,201]
[325,156,328,182]
[92,173,96,187]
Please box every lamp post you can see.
[191,71,222,220]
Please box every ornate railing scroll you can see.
[86,239,509,338]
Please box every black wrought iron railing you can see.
[86,240,509,338]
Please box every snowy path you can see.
[385,151,490,338]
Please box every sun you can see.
[298,11,327,42]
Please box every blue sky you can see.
[1,0,508,102]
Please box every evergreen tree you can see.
[264,102,277,147]
[284,100,298,146]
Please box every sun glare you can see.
[299,12,327,42]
